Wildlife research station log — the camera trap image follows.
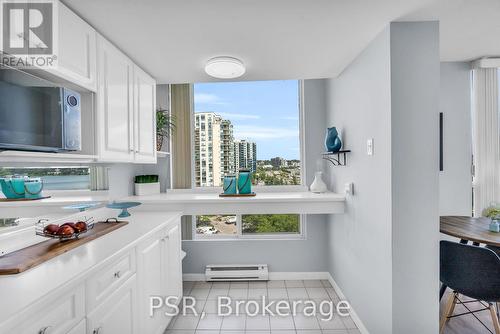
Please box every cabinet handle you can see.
[93,327,102,334]
[39,326,51,334]
[114,271,121,278]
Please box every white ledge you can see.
[126,191,346,215]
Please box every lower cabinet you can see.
[137,221,182,334]
[86,275,138,334]
[67,320,86,334]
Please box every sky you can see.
[194,80,300,160]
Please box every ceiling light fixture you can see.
[205,56,246,79]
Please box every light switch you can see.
[367,138,374,156]
[344,182,354,195]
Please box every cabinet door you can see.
[165,222,183,302]
[137,230,166,334]
[96,36,134,162]
[54,2,97,91]
[0,284,85,334]
[133,66,157,163]
[87,275,138,334]
[67,319,86,334]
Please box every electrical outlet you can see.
[367,138,374,156]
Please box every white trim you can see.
[327,273,370,334]
[473,58,500,69]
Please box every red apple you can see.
[74,221,87,233]
[43,224,59,235]
[62,222,77,230]
[57,225,75,236]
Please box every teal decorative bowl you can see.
[106,201,141,218]
[63,202,101,212]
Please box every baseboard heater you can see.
[205,264,269,281]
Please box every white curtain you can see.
[472,67,499,216]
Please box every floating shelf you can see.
[322,150,351,166]
[157,151,170,158]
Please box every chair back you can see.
[440,240,500,302]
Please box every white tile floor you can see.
[165,280,360,334]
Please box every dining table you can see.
[439,216,500,300]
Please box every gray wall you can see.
[324,22,440,334]
[390,22,440,334]
[324,26,393,334]
[182,80,330,274]
[439,62,472,216]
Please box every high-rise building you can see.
[195,113,236,186]
[270,157,287,168]
[234,140,257,172]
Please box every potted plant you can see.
[156,108,175,152]
[134,174,160,196]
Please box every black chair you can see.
[440,240,500,334]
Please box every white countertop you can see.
[126,191,346,215]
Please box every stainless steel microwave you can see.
[0,67,81,152]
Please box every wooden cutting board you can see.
[0,221,128,275]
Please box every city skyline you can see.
[194,80,300,160]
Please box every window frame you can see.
[189,80,307,241]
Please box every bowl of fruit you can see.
[35,218,94,241]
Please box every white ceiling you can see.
[63,0,500,84]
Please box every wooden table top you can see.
[440,216,500,247]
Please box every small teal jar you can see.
[0,176,26,199]
[24,178,43,199]
[223,175,237,195]
[237,170,252,194]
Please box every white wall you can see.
[181,80,330,274]
[390,22,440,334]
[439,62,472,216]
[324,26,393,334]
[324,22,440,334]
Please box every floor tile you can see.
[172,314,201,329]
[211,282,231,289]
[268,288,288,299]
[248,288,268,299]
[165,330,196,334]
[208,288,230,300]
[285,280,305,288]
[317,315,346,330]
[348,330,362,334]
[228,288,248,299]
[306,288,329,299]
[249,281,268,288]
[246,314,271,330]
[197,314,223,330]
[303,280,323,288]
[270,331,296,334]
[326,288,339,301]
[267,280,286,288]
[270,315,296,330]
[194,282,213,289]
[293,314,320,330]
[181,297,206,314]
[230,282,249,289]
[220,331,245,334]
[341,316,357,329]
[295,330,321,334]
[190,288,211,300]
[322,330,349,334]
[221,314,246,330]
[195,331,219,334]
[246,332,271,334]
[287,288,309,299]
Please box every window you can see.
[192,80,304,239]
[0,166,108,191]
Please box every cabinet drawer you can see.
[86,249,136,311]
[0,284,85,334]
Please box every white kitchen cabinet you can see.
[96,36,135,162]
[133,66,157,163]
[137,221,182,333]
[87,275,138,334]
[52,2,97,91]
[0,284,85,334]
[67,319,86,334]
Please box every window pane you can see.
[196,215,237,236]
[242,214,300,234]
[193,80,301,187]
[0,167,90,190]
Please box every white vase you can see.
[134,182,160,196]
[310,171,328,193]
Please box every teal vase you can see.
[237,170,252,194]
[325,127,342,152]
[223,175,237,195]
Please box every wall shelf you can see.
[322,150,351,166]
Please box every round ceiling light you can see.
[205,56,246,79]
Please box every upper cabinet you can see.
[96,36,135,162]
[133,66,157,163]
[96,36,157,163]
[51,2,97,91]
